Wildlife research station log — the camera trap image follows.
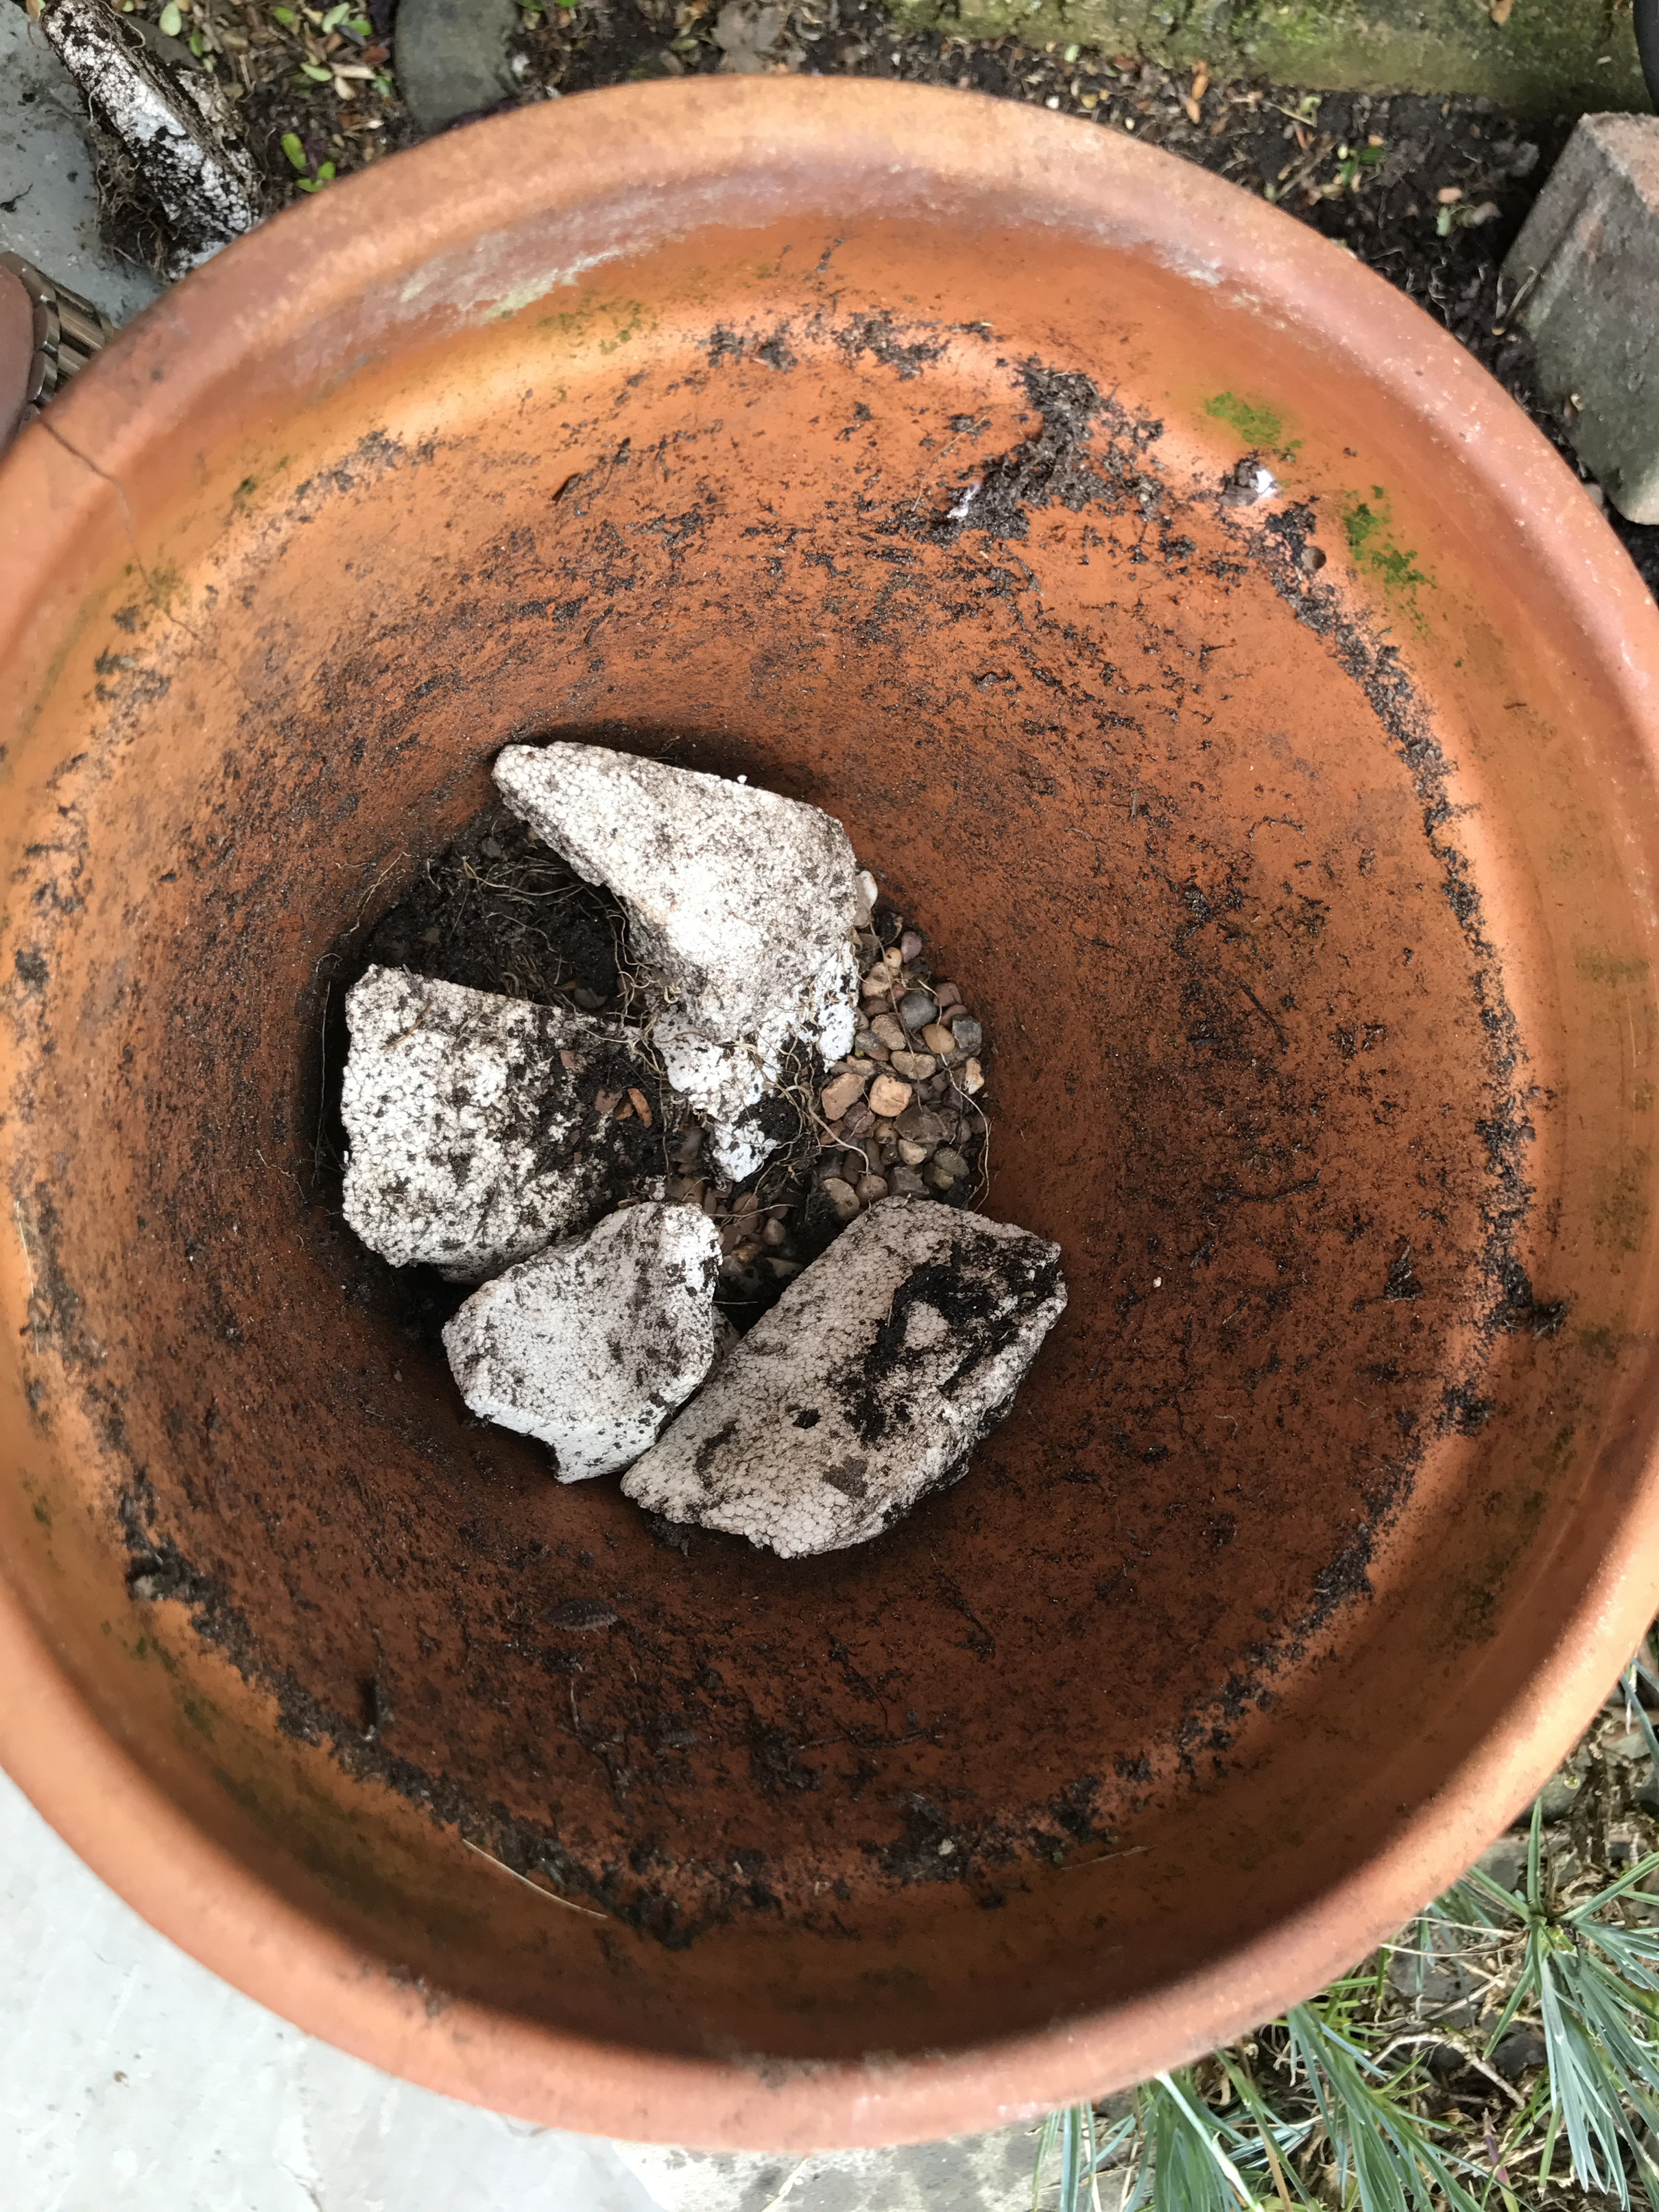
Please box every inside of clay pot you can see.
[5,103,1658,2102]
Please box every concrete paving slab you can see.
[0,5,162,324]
[1,1765,1044,2208]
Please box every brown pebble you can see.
[960,1058,984,1095]
[819,1175,861,1223]
[890,1050,936,1081]
[762,1218,789,1248]
[899,929,925,961]
[933,1146,968,1181]
[860,972,892,998]
[897,1137,930,1167]
[921,1022,958,1058]
[888,1165,926,1196]
[870,1013,907,1051]
[868,1072,914,1118]
[933,980,963,1009]
[923,1161,957,1191]
[882,946,904,970]
[855,1172,889,1203]
[820,1068,869,1121]
[842,1100,876,1138]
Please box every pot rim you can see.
[3,75,1659,2151]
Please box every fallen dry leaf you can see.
[1491,0,1514,25]
[628,1087,652,1127]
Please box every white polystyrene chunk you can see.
[492,743,860,1168]
[621,1199,1066,1555]
[442,1203,724,1481]
[340,965,662,1282]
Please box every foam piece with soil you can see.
[621,1198,1066,1555]
[341,965,665,1281]
[442,1202,724,1480]
[492,742,861,1179]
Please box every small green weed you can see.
[281,130,335,193]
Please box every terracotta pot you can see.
[3,79,1659,2150]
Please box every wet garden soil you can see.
[146,1,1659,598]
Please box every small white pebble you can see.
[938,1839,956,1855]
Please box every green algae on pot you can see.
[3,80,1659,2150]
[883,0,1648,113]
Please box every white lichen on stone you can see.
[340,965,663,1281]
[493,743,859,1178]
[622,1199,1066,1555]
[442,1203,724,1480]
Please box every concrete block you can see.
[623,1197,1066,1556]
[442,1203,724,1481]
[1505,114,1659,522]
[340,965,665,1281]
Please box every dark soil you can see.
[359,800,627,1009]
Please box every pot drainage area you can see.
[329,741,1059,1557]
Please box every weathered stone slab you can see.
[494,743,859,1179]
[623,1198,1066,1555]
[443,1203,724,1480]
[340,965,665,1281]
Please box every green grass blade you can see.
[1152,2072,1253,2207]
[1539,1950,1630,2205]
[1481,1927,1544,2058]
[1060,2102,1096,2211]
[1034,2111,1060,2211]
[1525,1797,1544,1910]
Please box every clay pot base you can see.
[3,82,1659,2148]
